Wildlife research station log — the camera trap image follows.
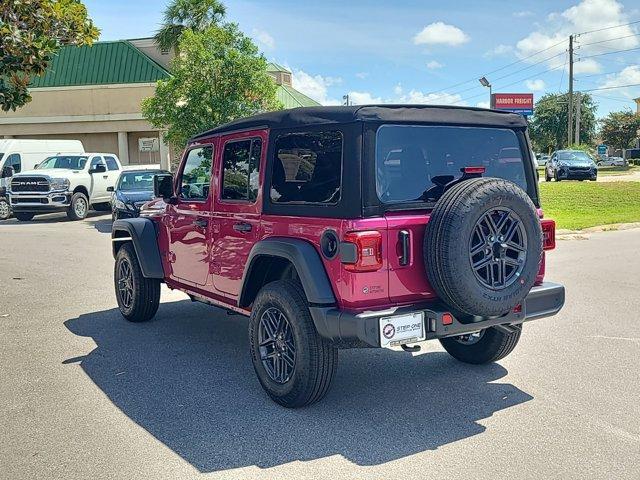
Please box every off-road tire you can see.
[67,192,89,220]
[249,280,337,408]
[14,212,34,221]
[440,325,522,364]
[114,243,160,322]
[424,177,542,317]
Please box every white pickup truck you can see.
[8,153,122,221]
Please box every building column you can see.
[117,131,129,165]
[159,131,170,171]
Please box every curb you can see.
[557,222,640,240]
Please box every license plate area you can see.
[379,312,425,348]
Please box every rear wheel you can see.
[440,325,522,364]
[67,192,89,220]
[249,280,337,408]
[114,243,160,322]
[15,212,34,221]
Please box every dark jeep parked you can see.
[111,105,564,407]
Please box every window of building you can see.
[270,131,343,204]
[221,138,262,201]
[104,156,120,171]
[179,146,213,200]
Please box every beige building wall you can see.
[0,83,172,169]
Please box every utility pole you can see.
[574,92,582,145]
[568,35,574,147]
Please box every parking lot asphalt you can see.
[1,212,639,480]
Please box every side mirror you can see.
[90,164,107,174]
[154,173,175,201]
[1,166,14,178]
[106,186,114,192]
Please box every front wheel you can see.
[545,171,551,182]
[249,280,337,408]
[114,243,160,322]
[0,198,12,220]
[67,192,89,220]
[440,325,522,364]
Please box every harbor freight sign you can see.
[492,93,534,116]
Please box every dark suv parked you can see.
[111,105,564,407]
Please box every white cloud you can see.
[252,28,275,49]
[355,72,369,79]
[484,44,514,58]
[345,87,466,106]
[426,60,443,69]
[413,22,469,46]
[525,79,546,91]
[513,10,534,18]
[476,101,491,109]
[516,0,639,73]
[598,65,640,96]
[291,69,342,105]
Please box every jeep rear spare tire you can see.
[424,177,542,317]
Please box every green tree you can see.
[154,0,226,52]
[142,25,281,151]
[0,0,99,111]
[529,92,597,152]
[599,110,640,151]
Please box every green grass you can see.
[597,165,638,176]
[539,181,640,230]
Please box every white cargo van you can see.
[0,139,84,220]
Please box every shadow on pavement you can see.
[64,300,533,473]
[0,211,108,225]
[86,217,112,233]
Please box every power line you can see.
[576,19,640,36]
[577,32,640,47]
[579,46,640,59]
[580,83,640,92]
[591,93,637,103]
[558,51,568,92]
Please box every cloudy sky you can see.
[86,0,640,117]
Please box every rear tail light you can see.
[541,219,556,250]
[462,166,486,174]
[442,312,453,325]
[342,231,383,272]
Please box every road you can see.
[1,212,639,480]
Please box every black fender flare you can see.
[111,218,164,279]
[239,237,336,308]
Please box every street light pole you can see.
[479,77,492,108]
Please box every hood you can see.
[13,168,81,177]
[118,190,155,204]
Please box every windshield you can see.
[117,171,161,191]
[38,155,88,170]
[557,151,594,164]
[375,125,528,203]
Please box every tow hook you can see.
[401,344,421,353]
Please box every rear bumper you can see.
[310,281,565,348]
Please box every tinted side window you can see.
[270,131,343,204]
[179,146,213,200]
[221,138,262,201]
[104,156,119,171]
[6,153,21,173]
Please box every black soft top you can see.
[190,104,528,141]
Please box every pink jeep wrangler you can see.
[111,105,564,407]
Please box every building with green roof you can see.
[0,39,320,169]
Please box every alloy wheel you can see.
[75,197,87,218]
[258,307,296,384]
[117,259,134,309]
[469,207,527,290]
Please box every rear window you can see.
[375,125,527,203]
[270,131,342,204]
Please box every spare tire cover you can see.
[424,177,542,317]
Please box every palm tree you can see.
[155,0,226,52]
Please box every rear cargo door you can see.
[385,212,438,303]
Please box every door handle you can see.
[399,230,410,266]
[193,218,208,228]
[102,175,108,179]
[233,222,252,233]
